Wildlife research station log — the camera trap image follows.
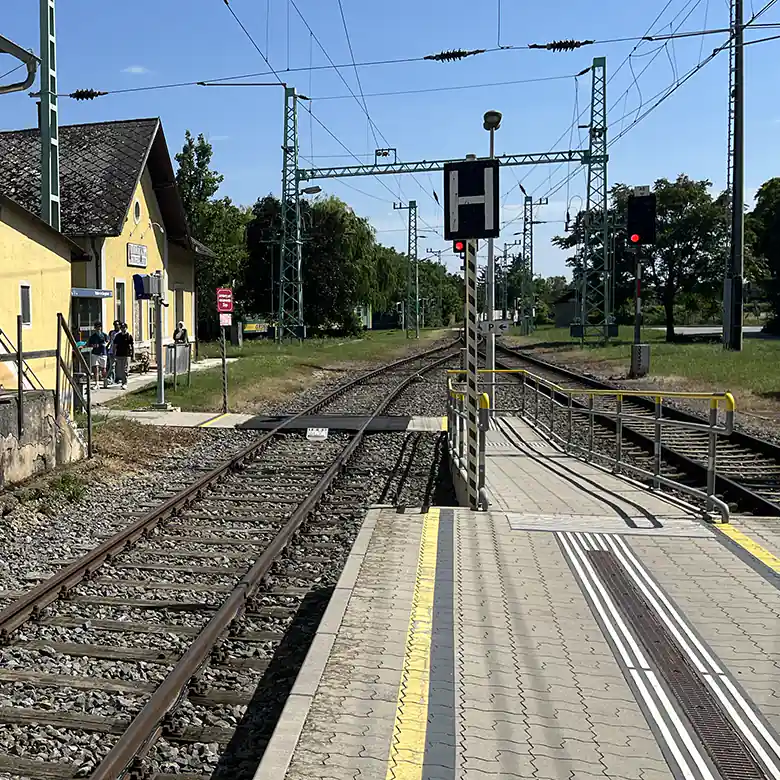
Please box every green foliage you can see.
[748,177,780,331]
[175,132,251,339]
[553,175,729,341]
[240,194,463,331]
[51,473,86,502]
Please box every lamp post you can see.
[483,110,502,407]
[149,221,169,410]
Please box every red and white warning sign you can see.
[216,287,234,313]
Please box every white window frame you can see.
[115,278,126,326]
[133,199,142,225]
[19,281,32,328]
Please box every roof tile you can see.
[0,118,159,236]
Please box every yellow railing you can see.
[446,368,735,523]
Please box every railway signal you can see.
[454,240,466,257]
[626,192,657,245]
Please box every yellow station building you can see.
[0,118,210,388]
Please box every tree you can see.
[175,131,223,239]
[748,177,780,330]
[174,131,249,339]
[552,176,729,341]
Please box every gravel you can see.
[0,430,262,593]
[0,346,459,778]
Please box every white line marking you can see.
[557,534,634,668]
[706,676,780,779]
[630,669,699,780]
[600,534,709,675]
[563,533,650,670]
[612,535,723,674]
[646,670,718,780]
[720,676,780,772]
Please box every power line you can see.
[527,0,780,213]
[222,0,285,85]
[335,0,377,148]
[314,72,578,100]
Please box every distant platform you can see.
[100,409,446,432]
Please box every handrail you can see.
[447,368,736,414]
[446,368,734,523]
[56,313,92,458]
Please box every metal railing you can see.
[445,368,736,522]
[446,376,491,509]
[0,316,53,437]
[56,313,92,458]
[486,368,735,522]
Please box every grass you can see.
[502,324,780,416]
[108,329,448,413]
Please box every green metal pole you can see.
[40,0,60,230]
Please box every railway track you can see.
[495,342,780,516]
[0,342,457,780]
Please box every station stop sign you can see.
[216,288,234,313]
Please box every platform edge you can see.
[251,505,383,780]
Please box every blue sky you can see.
[2,0,779,277]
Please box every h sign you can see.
[443,159,500,241]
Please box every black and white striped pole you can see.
[444,156,500,510]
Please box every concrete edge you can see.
[251,505,383,780]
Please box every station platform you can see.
[255,415,780,780]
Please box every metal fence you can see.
[446,368,736,522]
[164,343,192,390]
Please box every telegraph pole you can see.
[726,0,745,351]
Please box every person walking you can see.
[87,321,108,389]
[112,322,134,390]
[106,320,121,387]
[173,321,189,344]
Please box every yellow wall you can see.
[78,167,195,345]
[0,205,73,390]
[167,242,196,338]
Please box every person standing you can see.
[112,322,134,390]
[87,321,108,389]
[106,320,121,388]
[173,321,189,344]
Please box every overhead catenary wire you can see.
[526,0,780,213]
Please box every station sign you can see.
[216,288,234,313]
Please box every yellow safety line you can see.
[198,413,229,428]
[717,525,780,575]
[385,507,440,780]
[440,416,448,431]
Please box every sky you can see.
[2,0,779,278]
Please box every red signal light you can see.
[454,240,465,252]
[630,233,641,244]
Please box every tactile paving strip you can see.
[589,549,767,780]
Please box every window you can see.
[174,287,184,328]
[133,200,142,225]
[115,281,126,325]
[148,301,155,341]
[20,284,31,326]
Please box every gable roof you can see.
[0,192,87,261]
[0,118,191,244]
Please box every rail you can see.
[0,340,457,778]
[448,368,736,523]
[446,377,491,509]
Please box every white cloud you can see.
[122,65,149,75]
